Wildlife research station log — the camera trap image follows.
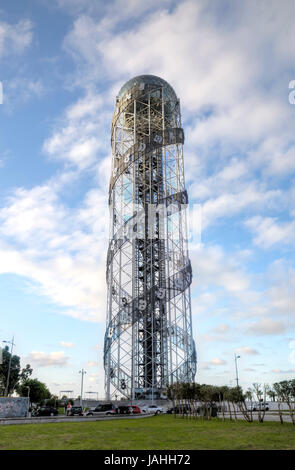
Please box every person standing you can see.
[66,402,72,416]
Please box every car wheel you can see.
[50,413,54,416]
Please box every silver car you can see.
[144,405,163,414]
[86,403,116,416]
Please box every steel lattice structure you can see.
[104,75,196,400]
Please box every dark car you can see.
[196,405,218,417]
[166,404,192,414]
[86,403,116,416]
[116,405,132,415]
[68,406,84,416]
[36,406,58,416]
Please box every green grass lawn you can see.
[0,415,294,450]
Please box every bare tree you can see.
[252,383,266,423]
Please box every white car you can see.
[144,405,163,415]
[248,402,269,412]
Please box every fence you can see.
[0,397,29,418]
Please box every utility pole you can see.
[3,336,15,397]
[235,354,241,387]
[79,369,86,407]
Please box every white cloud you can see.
[245,216,295,248]
[199,185,282,230]
[265,260,295,317]
[0,178,109,323]
[191,244,251,294]
[3,78,45,111]
[235,347,259,355]
[247,318,285,336]
[27,351,69,367]
[209,358,227,366]
[43,92,106,170]
[60,341,75,348]
[87,361,98,367]
[0,19,33,57]
[272,368,295,374]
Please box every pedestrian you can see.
[66,402,72,416]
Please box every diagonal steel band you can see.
[106,189,188,280]
[109,127,184,200]
[104,260,192,365]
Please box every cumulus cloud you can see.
[60,0,295,233]
[0,179,109,323]
[209,358,227,366]
[87,361,98,367]
[191,244,251,294]
[247,318,285,336]
[0,19,33,57]
[245,216,295,248]
[60,341,75,348]
[235,347,259,355]
[27,351,69,367]
[272,368,295,374]
[43,92,106,170]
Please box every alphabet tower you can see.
[104,75,196,399]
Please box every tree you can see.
[0,347,33,396]
[266,386,276,402]
[252,383,267,422]
[273,380,295,425]
[46,395,61,408]
[20,364,33,382]
[273,381,284,424]
[229,386,253,423]
[17,379,51,404]
[0,346,21,395]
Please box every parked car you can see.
[68,406,84,416]
[196,405,218,417]
[144,405,163,414]
[129,405,142,414]
[86,403,116,416]
[166,404,192,414]
[36,406,58,417]
[248,402,269,412]
[116,405,133,414]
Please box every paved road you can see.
[1,411,293,426]
[0,414,151,426]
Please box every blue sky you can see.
[0,0,295,398]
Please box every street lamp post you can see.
[3,336,15,397]
[235,354,241,387]
[79,369,86,407]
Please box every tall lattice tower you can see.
[104,75,196,400]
